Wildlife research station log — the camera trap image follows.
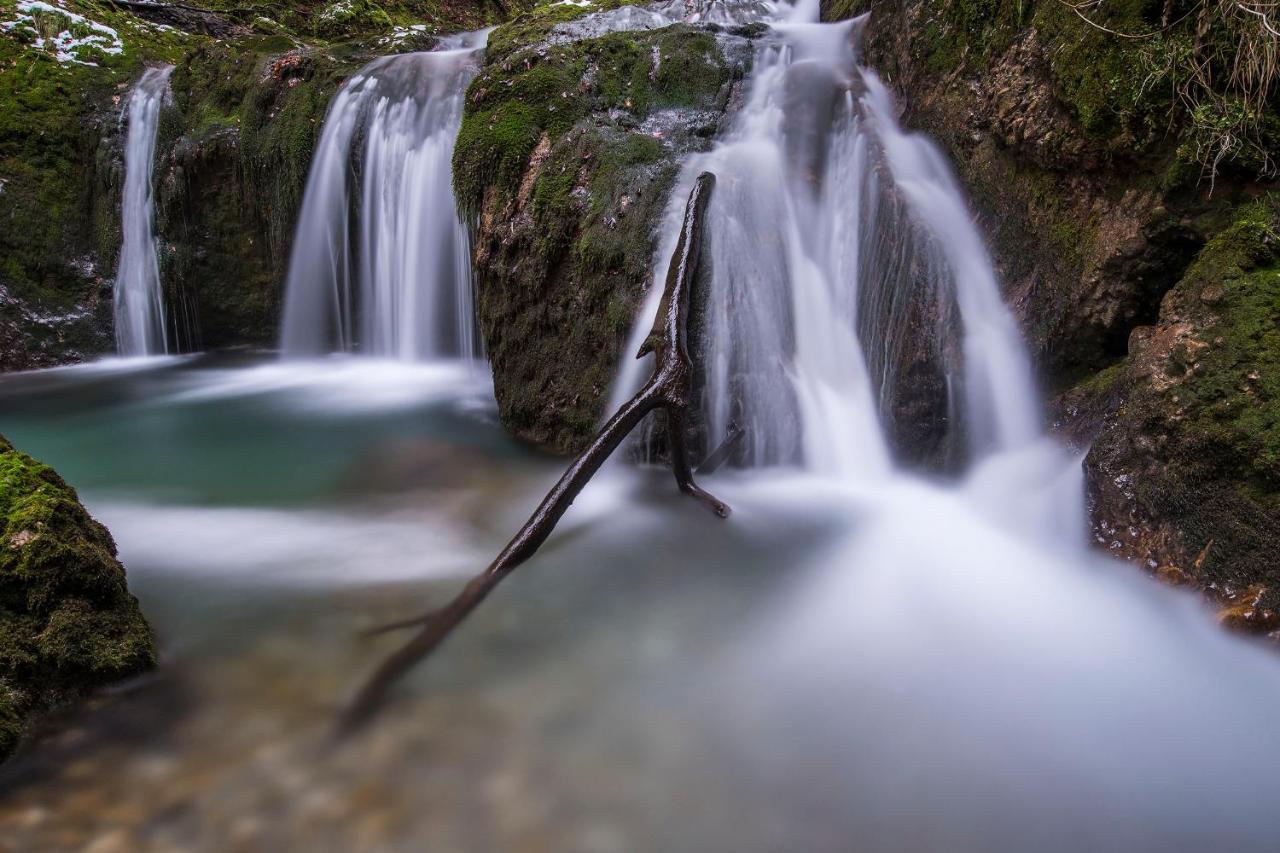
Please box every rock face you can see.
[827,0,1280,623]
[0,435,156,761]
[1060,201,1280,618]
[456,3,756,453]
[154,39,368,351]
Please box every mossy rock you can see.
[1069,197,1280,614]
[0,435,155,762]
[459,4,752,452]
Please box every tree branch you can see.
[339,172,726,733]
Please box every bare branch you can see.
[338,173,727,734]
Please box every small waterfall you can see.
[114,65,173,357]
[280,32,488,361]
[618,7,1042,477]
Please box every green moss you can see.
[1170,200,1280,498]
[455,23,731,215]
[0,435,155,762]
[819,0,871,23]
[1032,0,1170,143]
[907,0,1278,177]
[1068,360,1127,400]
[918,0,1025,74]
[483,0,644,65]
[476,126,683,450]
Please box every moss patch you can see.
[0,434,155,762]
[456,22,728,213]
[1072,197,1280,610]
[1156,200,1280,506]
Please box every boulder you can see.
[0,435,156,761]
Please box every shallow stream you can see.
[1,355,1278,851]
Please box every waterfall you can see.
[618,6,1044,479]
[114,65,172,357]
[280,32,488,361]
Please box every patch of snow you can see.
[1,0,125,66]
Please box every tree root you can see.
[339,173,726,734]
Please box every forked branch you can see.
[339,172,726,733]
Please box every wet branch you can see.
[339,172,727,733]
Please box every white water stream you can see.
[279,32,488,360]
[113,65,172,356]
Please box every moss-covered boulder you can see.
[457,2,755,452]
[1058,199,1280,625]
[0,435,156,761]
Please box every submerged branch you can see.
[339,172,727,733]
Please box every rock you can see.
[1062,200,1280,616]
[0,435,156,762]
[458,11,756,453]
[1217,585,1280,636]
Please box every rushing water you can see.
[2,3,1280,851]
[113,65,173,357]
[279,32,488,360]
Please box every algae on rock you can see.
[1064,198,1280,621]
[457,4,754,452]
[0,435,156,761]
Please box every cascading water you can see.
[620,7,1040,475]
[280,32,487,361]
[114,65,173,357]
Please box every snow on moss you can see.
[1,0,124,66]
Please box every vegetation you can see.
[830,0,1280,183]
[1156,198,1280,505]
[454,22,730,213]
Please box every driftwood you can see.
[339,172,727,732]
